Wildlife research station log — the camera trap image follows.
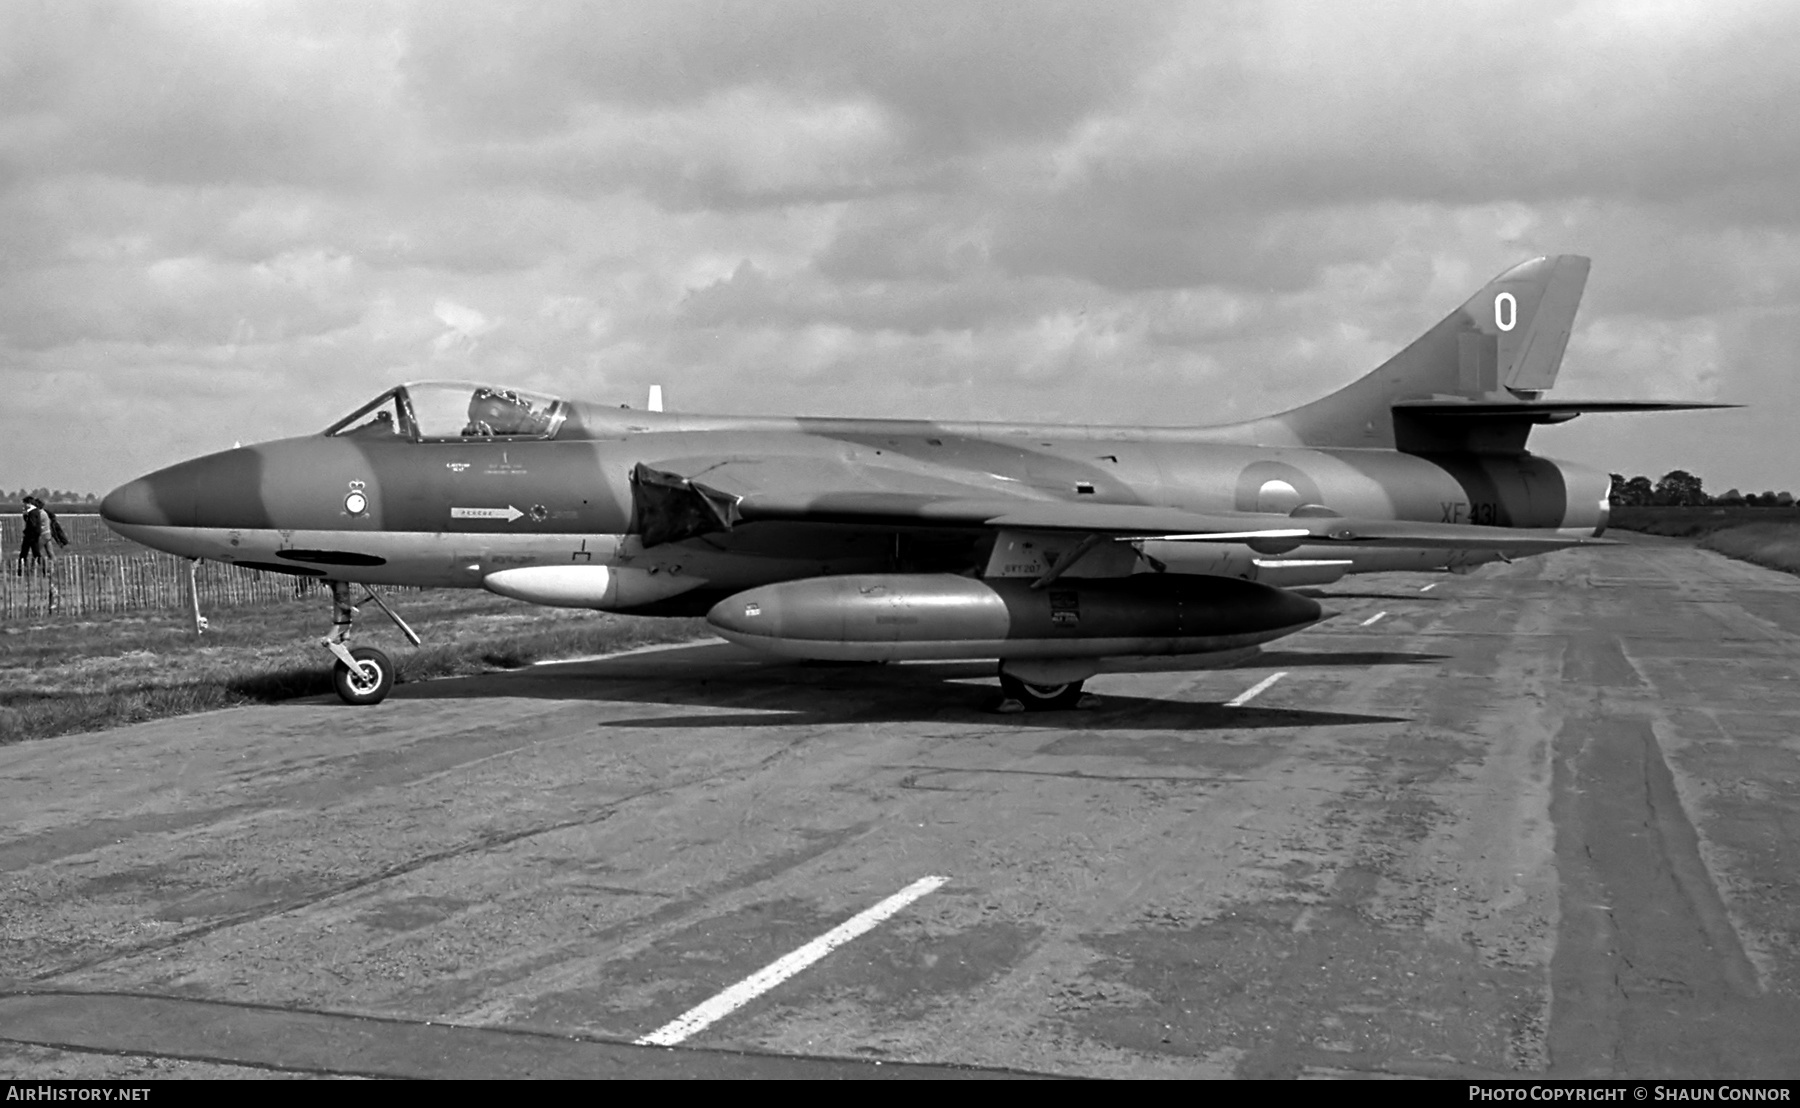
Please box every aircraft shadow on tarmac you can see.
[384,641,1415,732]
[587,701,1412,733]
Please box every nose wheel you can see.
[321,580,418,705]
[332,646,394,705]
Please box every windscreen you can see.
[323,389,407,438]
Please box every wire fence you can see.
[3,552,321,621]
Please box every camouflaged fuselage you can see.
[112,254,1718,614]
[101,400,1609,608]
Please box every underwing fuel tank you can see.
[707,573,1330,662]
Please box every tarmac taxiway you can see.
[2,535,1797,1078]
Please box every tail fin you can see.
[1248,255,1592,450]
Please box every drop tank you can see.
[707,573,1329,662]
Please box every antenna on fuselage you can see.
[648,385,664,412]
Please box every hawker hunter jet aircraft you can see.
[103,255,1724,709]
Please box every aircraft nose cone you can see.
[101,472,187,528]
[101,447,272,533]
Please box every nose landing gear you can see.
[322,580,420,705]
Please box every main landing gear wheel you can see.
[332,645,394,705]
[997,672,1091,713]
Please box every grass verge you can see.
[0,590,710,746]
[1609,507,1800,577]
[1694,523,1800,578]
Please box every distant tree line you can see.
[1610,471,1794,508]
[4,487,99,504]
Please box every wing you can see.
[628,455,1611,554]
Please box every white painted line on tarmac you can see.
[534,637,715,667]
[635,875,949,1047]
[1420,583,1439,592]
[1226,671,1288,707]
[1359,611,1388,627]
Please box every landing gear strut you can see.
[322,580,419,705]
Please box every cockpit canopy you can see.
[325,382,567,442]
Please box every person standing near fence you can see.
[17,495,59,612]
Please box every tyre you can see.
[998,672,1086,711]
[333,645,394,705]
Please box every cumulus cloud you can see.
[396,1,1175,147]
[0,2,410,190]
[0,0,1795,493]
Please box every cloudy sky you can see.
[3,0,1796,496]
